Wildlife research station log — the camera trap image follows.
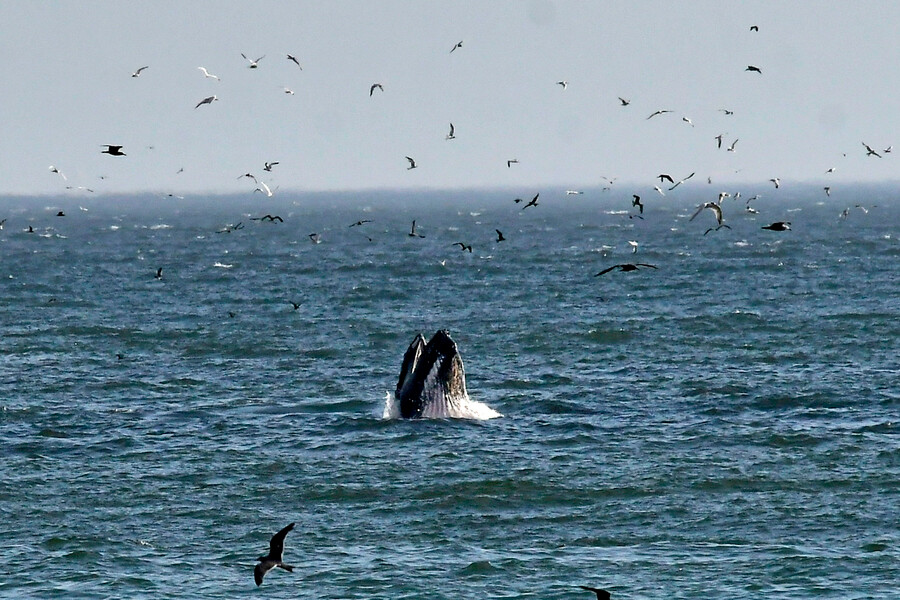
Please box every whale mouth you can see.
[389,330,501,420]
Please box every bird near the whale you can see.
[101,145,126,156]
[580,586,612,600]
[254,522,295,586]
[594,263,658,277]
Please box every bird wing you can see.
[594,265,619,277]
[636,263,658,269]
[268,522,295,559]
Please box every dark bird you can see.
[238,172,258,183]
[690,202,730,235]
[0,218,6,229]
[251,214,283,222]
[289,301,300,310]
[131,66,149,78]
[450,40,463,53]
[349,220,372,228]
[369,83,384,96]
[507,159,519,168]
[154,268,162,279]
[727,138,739,152]
[408,220,424,238]
[405,156,417,170]
[750,25,759,31]
[308,233,321,244]
[254,522,295,586]
[647,109,672,120]
[762,221,791,231]
[495,229,505,242]
[286,54,302,68]
[594,263,658,277]
[101,145,126,156]
[746,65,762,73]
[657,173,675,184]
[242,53,265,68]
[715,133,724,148]
[618,97,630,106]
[445,123,455,140]
[264,161,279,172]
[862,142,882,158]
[580,587,612,600]
[632,194,643,214]
[719,108,734,115]
[216,222,244,234]
[452,242,473,252]
[557,80,568,89]
[56,211,65,217]
[520,193,540,210]
[668,171,695,191]
[195,95,218,109]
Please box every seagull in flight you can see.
[746,65,762,73]
[254,522,295,586]
[101,145,126,156]
[769,178,780,189]
[657,173,675,184]
[49,166,66,180]
[242,53,265,68]
[255,181,274,197]
[653,186,665,196]
[450,40,463,53]
[495,229,506,242]
[264,162,279,172]
[238,172,258,184]
[682,116,694,127]
[668,172,695,191]
[445,123,455,140]
[719,109,734,115]
[507,159,518,168]
[519,193,540,210]
[405,156,417,170]
[452,242,473,252]
[408,220,424,238]
[286,54,302,68]
[557,80,568,89]
[618,97,630,106]
[690,201,730,234]
[727,138,739,152]
[283,87,295,95]
[198,66,220,81]
[369,83,383,96]
[579,586,611,600]
[647,109,672,120]
[632,194,643,214]
[862,142,882,158]
[824,186,831,197]
[195,95,218,109]
[566,190,583,195]
[594,263,658,277]
[349,219,372,228]
[131,66,149,78]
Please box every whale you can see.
[395,330,469,419]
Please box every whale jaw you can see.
[395,330,469,419]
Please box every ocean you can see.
[1,186,897,599]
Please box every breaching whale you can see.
[395,330,469,419]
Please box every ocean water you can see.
[1,187,898,599]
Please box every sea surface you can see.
[1,187,898,599]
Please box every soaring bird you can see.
[405,156,417,170]
[255,182,274,197]
[580,586,612,600]
[131,66,149,78]
[618,97,630,106]
[862,142,882,158]
[762,221,791,231]
[682,116,694,127]
[254,523,295,586]
[520,193,540,210]
[727,138,739,152]
[446,123,455,140]
[632,194,643,214]
[349,219,372,227]
[824,186,831,197]
[507,159,519,168]
[264,162,279,172]
[198,67,220,81]
[286,54,302,68]
[690,202,731,234]
[408,220,424,238]
[668,172,695,191]
[594,263,658,277]
[653,186,665,196]
[195,95,218,109]
[452,242,473,252]
[746,65,762,73]
[647,109,672,120]
[557,80,568,89]
[49,166,67,180]
[101,145,126,156]
[769,178,780,189]
[495,229,506,242]
[450,40,463,53]
[242,53,265,68]
[369,83,383,96]
[657,173,675,184]
[750,25,759,31]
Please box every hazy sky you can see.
[3,1,900,197]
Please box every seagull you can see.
[101,145,126,156]
[195,95,218,109]
[450,40,463,53]
[286,54,302,68]
[405,156,417,170]
[653,186,665,196]
[746,65,762,73]
[254,522,295,586]
[216,222,244,233]
[719,109,734,115]
[369,83,383,96]
[283,87,295,95]
[520,193,540,210]
[657,173,674,184]
[289,301,301,310]
[507,159,518,168]
[238,172,259,184]
[566,190,583,195]
[349,220,372,228]
[647,109,672,120]
[769,177,780,189]
[884,145,893,153]
[445,123,455,140]
[131,66,149,78]
[668,172,695,191]
[594,263,658,277]
[717,192,731,204]
[628,240,639,254]
[682,116,694,127]
[408,220,424,238]
[495,229,505,242]
[242,53,265,68]
[198,67,220,81]
[727,138,739,152]
[862,142,882,158]
[254,181,274,197]
[632,194,643,214]
[452,242,473,252]
[264,162,279,172]
[49,166,66,180]
[618,97,630,106]
[154,268,162,279]
[579,586,612,600]
[308,233,321,244]
[251,214,284,222]
[690,202,731,234]
[824,186,831,197]
[825,167,836,174]
[750,25,759,32]
[557,80,568,89]
[762,221,791,231]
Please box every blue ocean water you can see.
[1,187,898,599]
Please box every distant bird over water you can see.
[519,193,540,210]
[408,220,424,238]
[101,145,126,156]
[862,142,882,158]
[254,522,295,586]
[495,229,506,242]
[594,263,658,277]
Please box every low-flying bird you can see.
[668,172,695,191]
[579,586,612,600]
[770,178,780,189]
[255,181,274,197]
[520,193,540,210]
[195,95,217,109]
[452,242,473,252]
[594,263,658,277]
[349,219,372,228]
[862,142,882,158]
[405,156,417,170]
[690,202,731,234]
[628,240,639,254]
[647,109,672,120]
[370,83,383,96]
[286,54,302,68]
[495,229,505,242]
[408,220,424,238]
[289,301,301,310]
[101,145,126,156]
[566,190,583,195]
[507,159,518,168]
[446,123,455,140]
[657,173,675,184]
[308,232,321,244]
[824,186,831,197]
[238,172,258,184]
[242,53,265,68]
[762,221,791,231]
[131,66,149,78]
[618,97,630,106]
[254,522,295,586]
[251,214,283,222]
[198,67,220,80]
[632,194,643,214]
[450,40,463,53]
[746,65,762,73]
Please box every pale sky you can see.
[2,1,900,197]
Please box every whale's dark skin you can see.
[395,330,468,418]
